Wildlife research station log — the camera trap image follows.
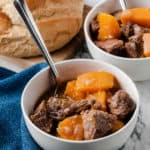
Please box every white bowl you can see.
[21,59,139,150]
[84,0,150,81]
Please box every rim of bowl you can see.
[21,59,140,144]
[84,0,150,61]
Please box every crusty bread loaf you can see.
[0,0,84,57]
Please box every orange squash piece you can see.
[97,12,121,41]
[143,33,150,57]
[94,91,107,111]
[86,91,107,111]
[76,71,115,93]
[64,80,85,100]
[57,115,84,140]
[112,120,124,132]
[121,8,150,27]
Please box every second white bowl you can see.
[84,0,150,81]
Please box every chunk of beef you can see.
[47,97,100,120]
[81,110,116,140]
[129,33,143,44]
[133,24,144,35]
[125,42,139,58]
[30,100,52,133]
[90,19,99,34]
[107,90,136,119]
[65,99,101,114]
[95,39,125,56]
[130,34,143,51]
[121,22,134,38]
[125,34,143,58]
[47,97,73,120]
[133,24,150,34]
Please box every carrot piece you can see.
[121,8,150,27]
[143,33,150,57]
[57,115,84,140]
[76,71,115,93]
[112,120,124,132]
[64,80,85,100]
[97,12,121,40]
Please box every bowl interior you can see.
[22,59,139,142]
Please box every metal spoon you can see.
[119,0,128,10]
[13,0,60,88]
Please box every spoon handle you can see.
[120,0,128,10]
[13,0,59,80]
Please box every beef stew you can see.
[90,8,150,58]
[30,71,136,140]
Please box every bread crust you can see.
[0,0,84,57]
[0,12,12,34]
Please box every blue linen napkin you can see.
[0,63,48,150]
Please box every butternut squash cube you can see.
[121,8,150,27]
[64,80,85,100]
[94,91,107,111]
[57,115,84,140]
[97,12,121,41]
[76,71,115,93]
[143,33,150,57]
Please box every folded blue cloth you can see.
[0,63,48,150]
